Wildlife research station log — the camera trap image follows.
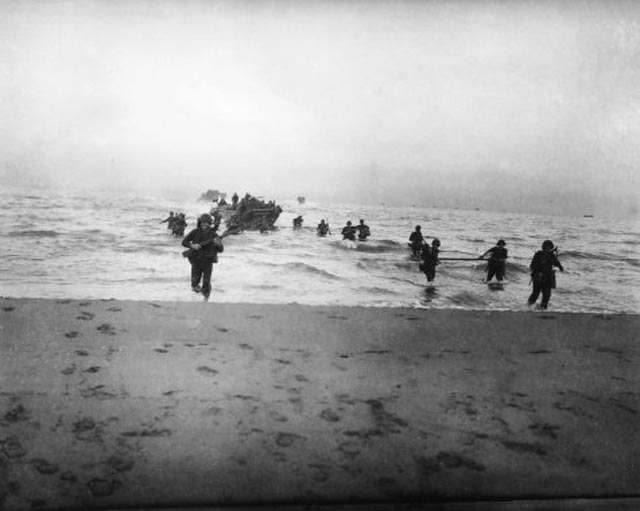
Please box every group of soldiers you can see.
[408,224,564,309]
[166,210,565,310]
[292,217,371,240]
[160,211,188,236]
[292,217,371,241]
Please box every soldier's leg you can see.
[540,281,552,309]
[528,280,541,305]
[201,262,213,297]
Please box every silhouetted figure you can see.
[528,240,564,309]
[480,239,508,282]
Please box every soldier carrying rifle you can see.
[181,213,224,298]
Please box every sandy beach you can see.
[0,297,638,510]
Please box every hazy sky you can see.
[1,0,639,217]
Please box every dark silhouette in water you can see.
[528,240,564,309]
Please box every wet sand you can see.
[0,297,638,510]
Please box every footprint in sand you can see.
[61,365,76,375]
[30,458,59,475]
[106,455,134,472]
[197,365,219,376]
[529,422,560,440]
[64,331,79,339]
[74,350,90,356]
[275,432,304,447]
[415,451,485,477]
[73,417,97,435]
[183,318,201,329]
[154,348,169,354]
[5,401,30,422]
[2,306,14,312]
[78,301,92,307]
[121,428,172,438]
[337,441,361,460]
[107,307,122,312]
[269,410,289,422]
[60,471,78,482]
[77,311,95,321]
[97,323,116,335]
[87,478,122,497]
[501,440,547,456]
[308,463,331,482]
[2,437,28,458]
[320,409,341,422]
[84,366,101,374]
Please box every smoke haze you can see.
[1,0,639,217]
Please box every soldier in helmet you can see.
[528,240,564,309]
[181,213,224,298]
[420,238,441,283]
[409,225,424,257]
[480,239,508,282]
[341,221,357,241]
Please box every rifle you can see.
[438,257,484,261]
[181,228,238,258]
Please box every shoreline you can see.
[1,297,638,509]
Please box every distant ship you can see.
[297,196,306,204]
[583,214,594,218]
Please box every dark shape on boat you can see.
[297,196,306,204]
[199,189,226,202]
[207,192,283,232]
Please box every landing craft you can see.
[202,190,283,232]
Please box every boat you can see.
[204,191,283,231]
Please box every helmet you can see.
[199,213,213,225]
[497,239,506,246]
[432,238,441,247]
[542,240,554,250]
[416,225,421,230]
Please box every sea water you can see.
[1,187,638,314]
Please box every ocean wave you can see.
[446,291,489,307]
[505,261,530,274]
[356,286,400,295]
[334,240,358,250]
[561,250,636,263]
[8,230,60,237]
[355,239,403,253]
[279,262,342,280]
[249,284,281,290]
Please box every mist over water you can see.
[2,187,638,314]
